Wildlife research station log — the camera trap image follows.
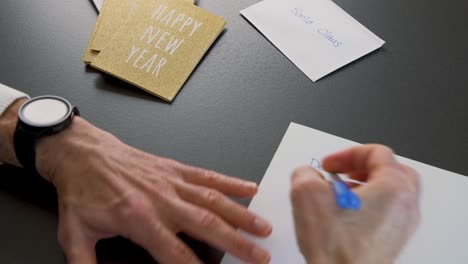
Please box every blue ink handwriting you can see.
[318,28,343,48]
[310,158,323,170]
[289,7,344,48]
[290,8,314,24]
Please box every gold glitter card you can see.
[91,0,226,102]
[83,0,195,63]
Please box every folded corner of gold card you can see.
[83,50,100,64]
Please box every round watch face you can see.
[19,96,73,127]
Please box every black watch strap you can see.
[13,124,40,173]
[14,107,79,175]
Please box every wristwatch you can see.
[13,96,80,174]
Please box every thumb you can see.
[63,240,97,264]
[290,166,335,260]
[58,219,97,264]
[290,166,333,211]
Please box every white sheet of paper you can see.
[241,0,385,82]
[221,123,468,263]
[92,0,104,11]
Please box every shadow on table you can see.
[0,164,58,213]
[96,234,223,264]
[85,66,166,104]
[84,28,228,106]
[0,164,223,264]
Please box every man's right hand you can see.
[290,145,420,264]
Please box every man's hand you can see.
[0,99,271,264]
[35,118,272,264]
[290,145,420,264]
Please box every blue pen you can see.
[327,172,362,211]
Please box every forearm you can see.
[0,98,27,167]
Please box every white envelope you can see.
[241,0,385,81]
[92,0,103,11]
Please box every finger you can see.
[346,171,369,186]
[174,182,272,237]
[355,163,420,197]
[290,166,335,213]
[64,243,97,264]
[60,231,97,264]
[323,144,399,177]
[58,223,97,264]
[172,200,271,264]
[178,165,258,198]
[400,164,421,195]
[290,167,335,256]
[129,220,202,264]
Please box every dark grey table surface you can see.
[1,0,467,263]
